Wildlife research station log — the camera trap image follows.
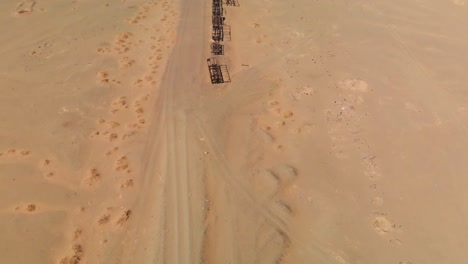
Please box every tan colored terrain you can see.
[0,0,180,262]
[1,0,468,263]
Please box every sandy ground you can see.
[1,0,468,263]
[0,0,179,263]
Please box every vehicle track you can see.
[193,118,290,234]
[154,0,205,261]
[116,0,206,263]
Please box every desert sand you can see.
[1,0,468,263]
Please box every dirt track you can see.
[118,0,207,262]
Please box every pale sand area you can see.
[1,0,468,263]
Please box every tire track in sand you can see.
[162,102,192,263]
[154,0,206,261]
[118,0,207,263]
